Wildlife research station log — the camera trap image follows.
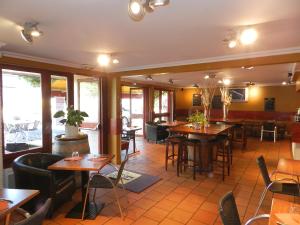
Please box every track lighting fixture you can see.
[20,22,43,43]
[145,75,153,80]
[168,79,174,84]
[224,27,258,49]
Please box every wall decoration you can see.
[228,88,248,102]
[264,98,275,111]
[212,95,222,109]
[192,94,201,106]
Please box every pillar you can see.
[107,76,121,164]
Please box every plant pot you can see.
[65,125,79,138]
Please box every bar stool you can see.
[215,134,232,181]
[165,135,186,171]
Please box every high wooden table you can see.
[269,198,300,225]
[48,154,113,219]
[169,124,233,174]
[0,189,39,225]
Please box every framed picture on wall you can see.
[212,95,222,109]
[192,94,201,106]
[228,88,248,102]
[264,98,275,111]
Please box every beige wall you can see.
[176,85,300,112]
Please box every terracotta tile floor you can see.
[44,137,294,225]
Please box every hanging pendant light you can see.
[128,0,146,21]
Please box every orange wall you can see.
[176,85,300,112]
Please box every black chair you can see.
[12,153,76,217]
[255,156,300,215]
[260,121,277,142]
[82,157,128,220]
[219,191,269,225]
[145,122,169,143]
[15,198,51,225]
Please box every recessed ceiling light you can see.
[241,66,254,70]
[282,81,287,85]
[223,79,231,86]
[240,28,258,45]
[204,75,210,79]
[149,0,170,8]
[112,59,119,64]
[145,75,153,80]
[128,0,145,21]
[218,80,223,84]
[228,40,237,48]
[97,54,111,67]
[192,84,199,88]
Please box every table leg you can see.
[133,132,136,153]
[65,171,105,219]
[5,213,11,225]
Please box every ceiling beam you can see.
[0,56,107,76]
[112,53,300,77]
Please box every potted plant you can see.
[53,106,89,138]
[187,111,207,129]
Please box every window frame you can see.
[153,89,172,122]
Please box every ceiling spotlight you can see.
[20,22,42,43]
[204,75,210,79]
[246,82,255,87]
[149,0,170,8]
[112,59,119,64]
[223,79,231,86]
[97,54,111,67]
[192,83,199,88]
[218,80,223,84]
[228,40,237,49]
[168,79,174,84]
[128,0,146,21]
[146,75,153,80]
[241,66,254,70]
[282,81,287,85]
[240,28,258,45]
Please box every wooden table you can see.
[158,121,187,127]
[122,126,142,154]
[276,158,300,177]
[269,198,300,225]
[48,154,113,219]
[169,123,233,136]
[0,189,39,225]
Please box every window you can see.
[153,89,172,122]
[2,69,42,154]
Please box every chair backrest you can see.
[256,156,272,187]
[15,198,51,225]
[262,121,276,131]
[122,116,130,128]
[115,157,128,185]
[219,192,241,225]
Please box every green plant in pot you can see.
[188,111,207,129]
[53,106,89,138]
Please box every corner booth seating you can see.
[12,153,76,217]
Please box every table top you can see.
[158,121,187,127]
[122,126,142,132]
[210,118,244,124]
[269,198,300,225]
[169,124,233,136]
[276,158,300,177]
[48,154,114,171]
[0,189,39,217]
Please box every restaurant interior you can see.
[0,1,300,225]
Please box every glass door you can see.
[76,78,100,154]
[130,88,144,135]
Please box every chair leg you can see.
[172,144,175,166]
[254,187,268,216]
[274,131,276,143]
[81,186,90,220]
[260,130,263,141]
[112,187,124,219]
[222,144,225,181]
[165,142,169,171]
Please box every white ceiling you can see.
[0,0,300,74]
[122,63,298,87]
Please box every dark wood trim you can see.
[67,74,74,107]
[42,72,52,153]
[101,77,108,154]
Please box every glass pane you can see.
[51,76,67,141]
[2,69,42,153]
[154,90,160,114]
[161,91,169,113]
[79,81,99,123]
[121,86,131,127]
[130,88,144,135]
